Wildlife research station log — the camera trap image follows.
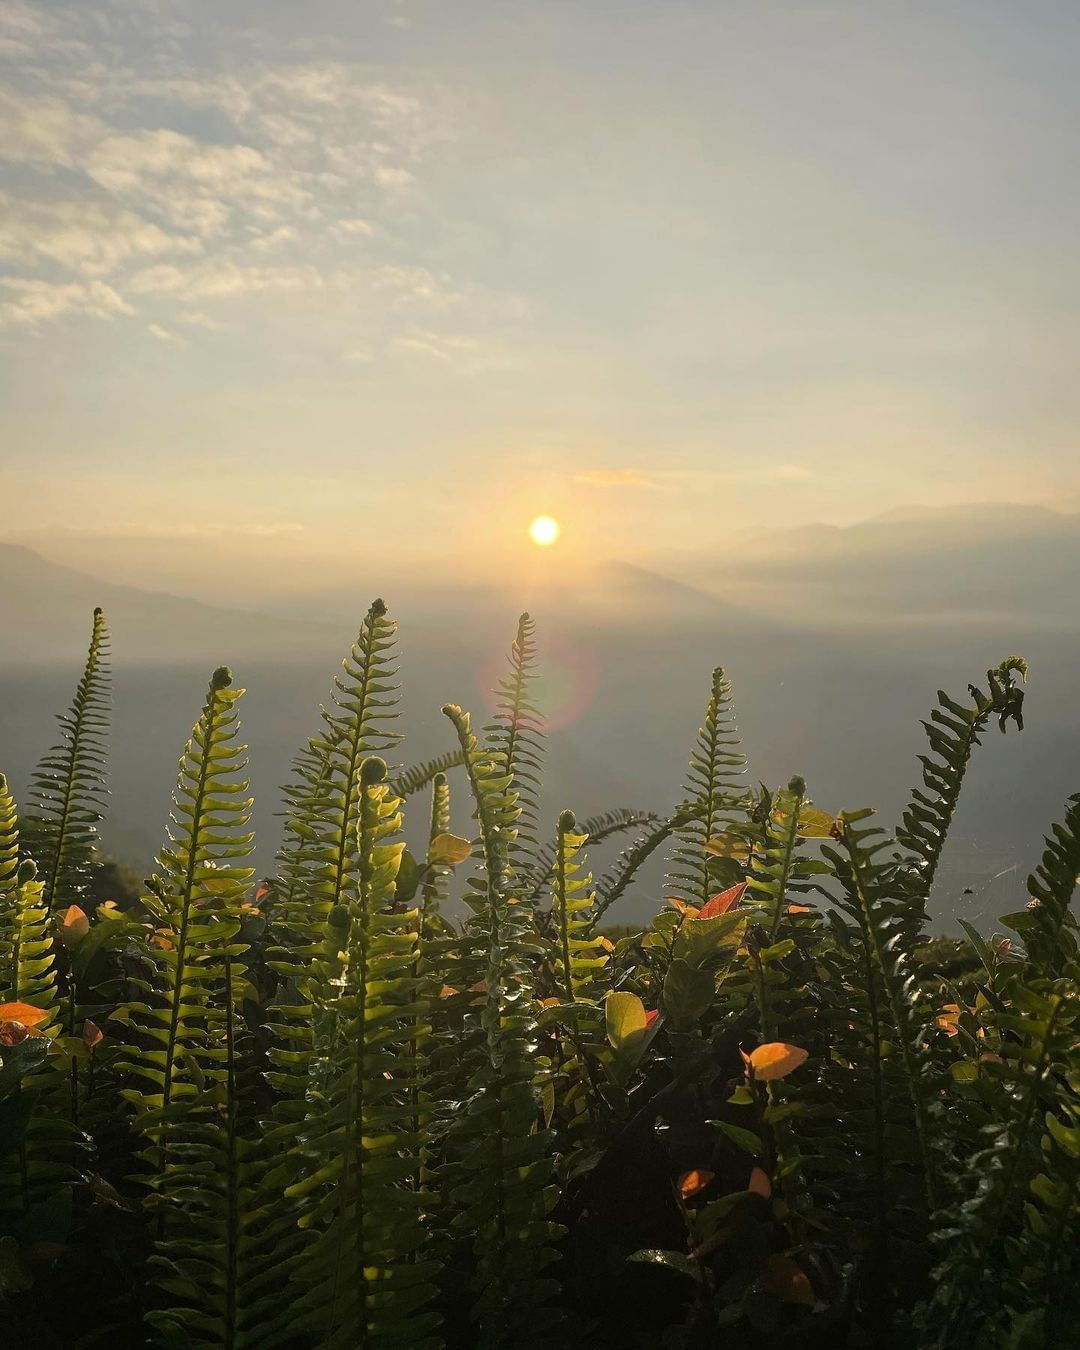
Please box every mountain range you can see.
[1,503,1078,928]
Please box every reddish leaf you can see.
[694,882,746,920]
[644,1008,660,1030]
[59,905,89,946]
[0,1001,50,1029]
[757,1254,815,1306]
[0,1021,30,1046]
[748,1167,773,1198]
[748,1042,809,1082]
[82,1019,104,1050]
[678,1169,715,1201]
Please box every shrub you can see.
[0,605,1077,1349]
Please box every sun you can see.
[528,514,561,547]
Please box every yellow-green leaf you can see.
[428,833,472,866]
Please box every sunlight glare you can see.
[528,514,561,547]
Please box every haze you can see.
[2,2,1080,926]
[3,1,1080,602]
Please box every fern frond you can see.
[825,814,941,1213]
[666,666,748,908]
[921,980,1079,1348]
[22,607,110,911]
[550,811,608,1006]
[420,770,453,932]
[525,808,659,906]
[286,758,440,1349]
[594,806,700,924]
[0,773,17,906]
[266,601,402,1136]
[443,703,563,1347]
[1000,792,1080,979]
[391,748,465,799]
[0,858,58,1019]
[116,666,263,1347]
[483,612,545,891]
[896,657,1026,912]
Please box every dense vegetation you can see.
[1,604,1077,1349]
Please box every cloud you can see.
[0,194,201,276]
[0,277,133,326]
[128,259,322,301]
[0,88,102,170]
[574,468,658,489]
[147,322,179,341]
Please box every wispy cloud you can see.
[574,468,658,489]
[0,8,473,348]
[0,276,132,326]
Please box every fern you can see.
[391,749,465,800]
[0,773,17,910]
[0,858,58,1019]
[526,808,659,906]
[550,811,608,1006]
[483,612,545,892]
[117,666,264,1346]
[896,657,1027,912]
[286,757,441,1348]
[1001,791,1080,979]
[22,607,110,912]
[594,806,700,924]
[443,703,563,1348]
[265,602,402,1152]
[666,666,747,908]
[420,770,453,932]
[921,981,1079,1348]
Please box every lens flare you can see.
[528,515,561,547]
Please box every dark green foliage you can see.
[2,613,1079,1350]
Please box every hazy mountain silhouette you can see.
[1,510,1078,929]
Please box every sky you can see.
[2,0,1080,595]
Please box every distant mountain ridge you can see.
[0,540,340,666]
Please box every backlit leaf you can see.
[0,1002,50,1029]
[694,882,746,919]
[748,1042,809,1081]
[606,990,648,1053]
[59,904,90,945]
[748,1167,772,1198]
[678,1169,715,1200]
[428,832,472,866]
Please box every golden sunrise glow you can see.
[528,514,561,547]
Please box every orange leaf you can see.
[439,985,460,997]
[254,882,270,902]
[538,997,561,1009]
[748,1042,809,1082]
[695,882,746,920]
[60,905,90,945]
[0,1001,50,1029]
[787,903,814,915]
[758,1253,815,1306]
[678,1169,715,1201]
[748,1167,772,1198]
[936,1004,961,1037]
[666,896,700,919]
[82,1019,104,1050]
